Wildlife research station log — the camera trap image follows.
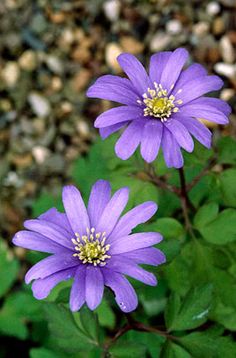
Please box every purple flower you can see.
[87,48,231,167]
[13,180,165,312]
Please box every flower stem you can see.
[178,167,195,237]
[103,314,176,354]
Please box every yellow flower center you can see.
[137,83,182,122]
[71,228,111,266]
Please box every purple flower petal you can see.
[70,265,86,311]
[121,247,166,266]
[186,97,231,116]
[95,106,142,128]
[174,115,212,149]
[88,180,111,228]
[173,75,223,105]
[24,219,73,250]
[62,185,90,236]
[140,120,163,163]
[162,127,184,168]
[87,75,139,105]
[115,120,144,160]
[97,187,129,236]
[99,122,128,139]
[32,267,76,299]
[165,119,194,152]
[106,256,157,286]
[25,254,79,284]
[109,232,162,255]
[117,53,152,94]
[179,104,229,125]
[109,201,157,242]
[160,48,189,91]
[103,269,138,312]
[39,208,73,235]
[173,63,207,93]
[12,230,70,254]
[85,266,104,310]
[149,51,172,84]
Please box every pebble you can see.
[193,22,210,38]
[32,146,50,164]
[72,69,91,92]
[105,43,123,72]
[103,0,121,22]
[120,36,144,54]
[166,19,182,35]
[219,36,235,64]
[212,17,225,35]
[46,55,63,74]
[28,92,51,117]
[150,32,171,52]
[1,62,20,87]
[214,62,236,78]
[206,2,221,16]
[220,88,235,101]
[219,0,236,7]
[19,50,37,71]
[76,121,90,139]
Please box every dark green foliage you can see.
[2,135,236,357]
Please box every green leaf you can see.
[149,218,184,240]
[164,293,181,330]
[125,331,165,358]
[30,348,59,358]
[80,306,99,342]
[198,209,236,244]
[109,342,147,358]
[0,240,19,298]
[95,299,115,329]
[160,341,191,358]
[219,169,236,208]
[218,136,236,165]
[44,303,97,353]
[179,330,236,358]
[167,284,213,331]
[32,191,63,217]
[193,202,219,229]
[0,291,42,339]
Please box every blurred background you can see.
[0,0,236,356]
[0,0,236,239]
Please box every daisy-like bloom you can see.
[13,180,165,312]
[87,48,231,167]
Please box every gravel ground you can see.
[0,0,235,240]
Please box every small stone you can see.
[214,62,236,78]
[193,22,210,38]
[212,17,225,35]
[11,153,33,168]
[72,69,91,92]
[51,76,62,91]
[28,92,51,117]
[60,101,73,115]
[46,55,63,74]
[206,2,221,16]
[150,32,171,52]
[219,0,236,7]
[19,50,37,71]
[120,36,144,55]
[166,19,182,35]
[220,88,235,101]
[103,0,121,21]
[76,121,90,139]
[32,146,50,164]
[1,62,20,87]
[105,43,123,72]
[71,46,91,64]
[61,28,74,45]
[219,36,235,64]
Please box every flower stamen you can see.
[71,228,111,266]
[139,83,181,122]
